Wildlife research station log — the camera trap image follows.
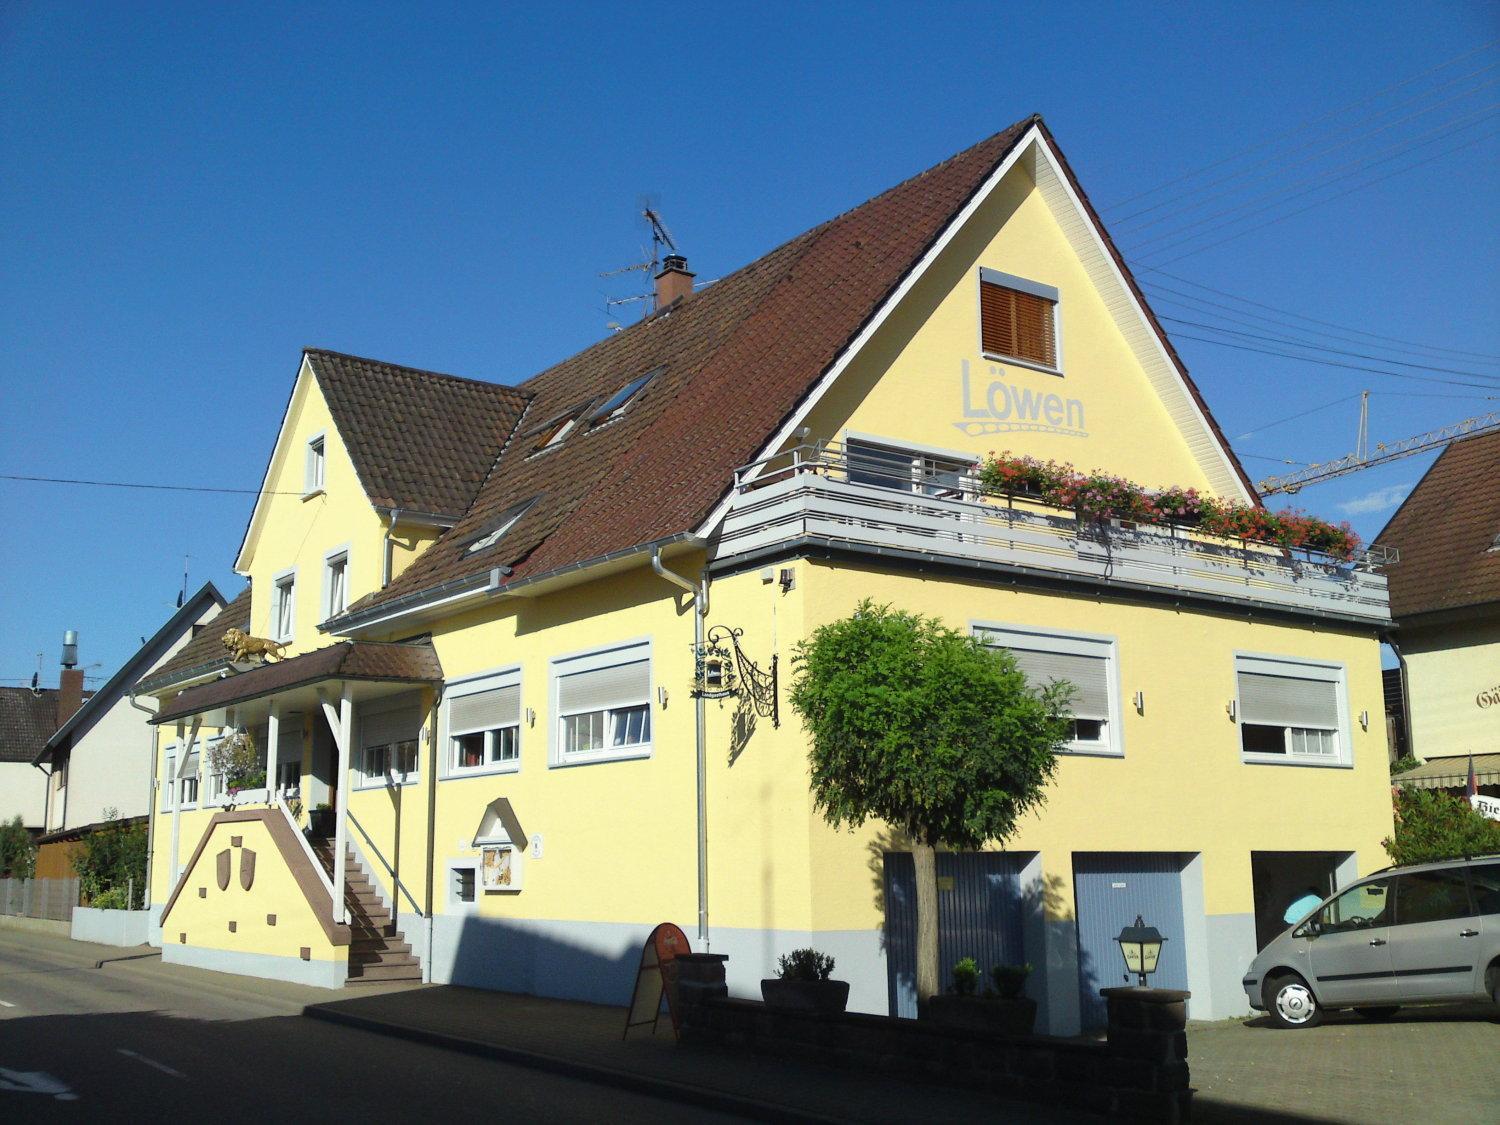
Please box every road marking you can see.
[116,1048,186,1079]
[0,999,15,1007]
[0,1068,78,1100]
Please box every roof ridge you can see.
[304,347,532,401]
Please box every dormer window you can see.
[588,369,659,426]
[305,434,326,493]
[464,498,537,555]
[979,268,1060,373]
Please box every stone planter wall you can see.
[71,906,152,947]
[677,959,1191,1122]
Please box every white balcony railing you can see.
[718,444,1393,624]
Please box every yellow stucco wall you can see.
[1400,615,1500,760]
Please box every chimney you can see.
[58,630,84,725]
[654,254,695,310]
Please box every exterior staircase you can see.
[309,836,422,984]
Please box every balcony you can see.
[717,444,1393,625]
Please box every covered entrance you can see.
[1073,853,1191,1028]
[1249,850,1350,950]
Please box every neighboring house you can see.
[31,585,227,885]
[141,116,1394,1031]
[1376,429,1500,798]
[0,686,69,834]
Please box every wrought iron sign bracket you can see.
[692,624,779,727]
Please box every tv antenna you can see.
[600,204,681,318]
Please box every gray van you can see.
[1243,855,1500,1028]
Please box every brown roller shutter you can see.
[981,281,1057,368]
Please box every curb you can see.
[302,1004,846,1124]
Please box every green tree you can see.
[1383,788,1500,866]
[789,601,1070,1002]
[71,813,147,908]
[0,815,36,878]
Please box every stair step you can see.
[350,947,421,966]
[350,936,411,955]
[349,961,423,982]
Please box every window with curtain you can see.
[976,626,1118,755]
[980,272,1058,370]
[1236,656,1345,763]
[553,643,652,764]
[448,676,522,775]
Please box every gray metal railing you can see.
[346,811,424,916]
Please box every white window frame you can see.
[203,736,229,805]
[271,568,297,643]
[445,859,481,914]
[1234,653,1351,769]
[843,432,976,500]
[973,623,1123,757]
[161,746,177,811]
[178,748,200,809]
[322,545,351,620]
[304,432,326,495]
[977,267,1064,377]
[549,639,654,768]
[355,700,422,790]
[443,666,523,779]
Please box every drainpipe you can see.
[383,509,402,588]
[423,685,441,983]
[652,549,710,946]
[128,690,159,910]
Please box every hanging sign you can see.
[1472,794,1500,821]
[622,922,690,1039]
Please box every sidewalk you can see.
[302,985,1101,1123]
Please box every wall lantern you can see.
[1115,914,1165,988]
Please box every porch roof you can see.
[1394,753,1500,790]
[154,640,442,725]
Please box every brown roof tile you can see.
[136,588,253,693]
[0,687,62,763]
[308,349,531,519]
[1374,429,1500,619]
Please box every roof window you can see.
[463,498,537,555]
[588,369,659,426]
[524,401,595,454]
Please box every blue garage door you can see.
[883,852,1029,1019]
[1073,853,1190,1028]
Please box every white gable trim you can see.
[232,355,316,574]
[694,126,1251,540]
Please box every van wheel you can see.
[1264,973,1322,1029]
[1354,1006,1400,1020]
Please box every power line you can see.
[1113,63,1500,229]
[1233,393,1364,441]
[1138,267,1500,361]
[1157,317,1500,381]
[1143,127,1500,266]
[1165,331,1500,389]
[0,473,302,497]
[1102,40,1500,214]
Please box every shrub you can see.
[0,815,35,879]
[951,956,981,996]
[71,815,146,908]
[90,887,129,910]
[991,963,1033,1000]
[1383,788,1500,866]
[776,948,835,982]
[1389,755,1421,776]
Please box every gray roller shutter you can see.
[361,707,421,748]
[450,684,521,734]
[1238,672,1338,729]
[558,659,649,715]
[1005,647,1109,720]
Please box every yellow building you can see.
[138,116,1394,1031]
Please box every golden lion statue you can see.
[223,628,287,664]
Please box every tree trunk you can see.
[913,840,940,1004]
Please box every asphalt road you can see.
[0,927,744,1123]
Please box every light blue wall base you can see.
[1204,913,1257,1019]
[71,907,151,947]
[162,942,346,988]
[148,902,165,948]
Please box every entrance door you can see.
[883,852,1028,1018]
[1073,854,1190,1028]
[1305,877,1396,1006]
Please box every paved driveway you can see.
[1188,1003,1499,1123]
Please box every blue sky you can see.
[3,2,1497,684]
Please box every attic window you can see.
[979,268,1059,372]
[525,401,595,454]
[305,434,326,493]
[588,369,659,426]
[463,498,537,555]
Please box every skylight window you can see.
[588,370,658,425]
[525,401,595,454]
[464,499,537,555]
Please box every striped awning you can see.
[1394,753,1500,790]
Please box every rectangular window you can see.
[179,750,199,806]
[359,707,421,786]
[980,269,1059,370]
[162,750,176,810]
[306,434,326,493]
[976,626,1119,755]
[272,573,296,642]
[450,864,477,909]
[447,676,522,776]
[1394,869,1474,926]
[1236,655,1346,765]
[846,438,970,499]
[553,642,652,765]
[324,550,348,618]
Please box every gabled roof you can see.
[1375,429,1500,619]
[306,350,531,519]
[37,583,227,763]
[0,687,61,764]
[326,115,1252,631]
[136,586,252,695]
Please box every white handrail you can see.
[278,797,335,899]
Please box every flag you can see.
[1466,754,1478,800]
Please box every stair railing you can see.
[345,810,424,917]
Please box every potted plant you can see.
[308,802,335,837]
[922,958,1037,1035]
[760,948,850,1013]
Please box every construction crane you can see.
[1257,390,1500,495]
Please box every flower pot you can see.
[308,807,335,837]
[920,993,1037,1036]
[760,978,851,1013]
